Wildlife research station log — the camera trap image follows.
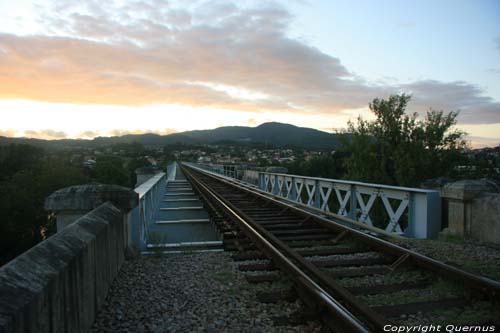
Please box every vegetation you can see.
[341,94,467,187]
[0,142,157,266]
[282,94,478,187]
[0,145,88,264]
[286,153,347,179]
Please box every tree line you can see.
[0,144,151,265]
[286,94,498,186]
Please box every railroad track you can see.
[181,164,500,332]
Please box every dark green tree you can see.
[0,144,44,180]
[342,94,466,187]
[93,155,130,187]
[287,154,346,179]
[0,149,88,265]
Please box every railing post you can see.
[258,172,265,190]
[313,179,321,208]
[272,174,279,195]
[348,184,357,220]
[407,191,441,238]
[290,177,297,201]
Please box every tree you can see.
[342,94,466,187]
[286,154,347,179]
[0,148,88,265]
[93,155,130,187]
[0,144,44,180]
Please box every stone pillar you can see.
[135,166,161,187]
[441,180,497,237]
[45,183,139,232]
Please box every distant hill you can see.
[177,122,340,148]
[0,122,341,149]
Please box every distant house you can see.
[83,159,96,169]
[197,156,212,163]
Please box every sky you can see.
[0,0,499,147]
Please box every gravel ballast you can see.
[396,237,500,280]
[92,252,323,332]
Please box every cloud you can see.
[108,128,177,137]
[0,129,17,137]
[79,130,100,139]
[487,68,500,75]
[0,1,498,125]
[24,129,68,139]
[496,36,500,51]
[246,118,257,126]
[109,129,149,136]
[400,80,500,124]
[465,136,500,149]
[161,128,178,135]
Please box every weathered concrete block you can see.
[0,202,125,333]
[441,180,497,201]
[242,170,260,185]
[44,183,138,232]
[470,193,500,244]
[441,179,500,243]
[45,184,138,213]
[135,166,161,187]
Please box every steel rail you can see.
[182,165,392,332]
[183,163,500,298]
[186,163,405,240]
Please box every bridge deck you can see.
[144,163,222,253]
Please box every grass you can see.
[394,237,500,281]
[181,246,197,255]
[438,233,467,244]
[337,270,432,288]
[360,278,462,307]
[459,261,500,280]
[212,270,234,283]
[148,232,168,257]
[424,301,500,326]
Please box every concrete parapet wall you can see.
[242,170,260,185]
[0,202,126,333]
[441,180,500,244]
[469,193,500,244]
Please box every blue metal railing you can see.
[129,172,166,250]
[186,162,441,239]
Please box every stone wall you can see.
[0,202,126,333]
[242,170,260,185]
[441,180,500,244]
[469,193,500,244]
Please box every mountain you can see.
[0,122,341,149]
[179,122,340,148]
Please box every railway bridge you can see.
[1,162,499,332]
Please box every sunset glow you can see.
[0,0,499,146]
